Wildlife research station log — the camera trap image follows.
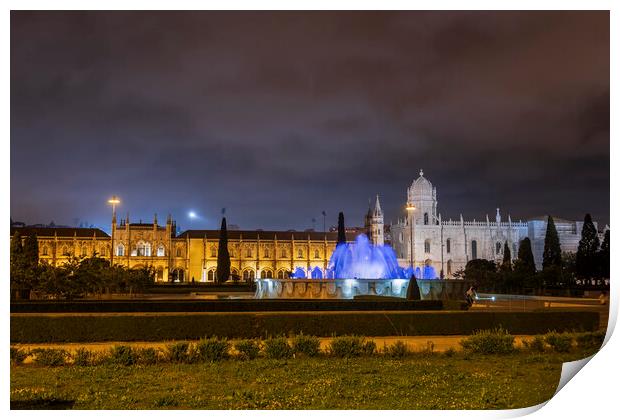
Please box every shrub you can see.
[523,335,546,353]
[384,340,409,358]
[362,340,377,356]
[135,347,160,365]
[196,337,231,362]
[10,346,29,364]
[31,348,68,367]
[234,339,260,360]
[328,336,376,358]
[544,332,572,353]
[264,336,293,359]
[109,345,136,366]
[460,328,515,355]
[292,334,321,357]
[73,347,95,366]
[165,342,192,363]
[444,347,456,358]
[415,340,435,356]
[575,331,605,350]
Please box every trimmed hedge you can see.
[11,310,599,343]
[10,299,445,313]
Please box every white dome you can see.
[407,169,436,205]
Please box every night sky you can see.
[11,11,609,233]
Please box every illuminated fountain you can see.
[254,233,461,299]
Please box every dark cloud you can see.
[11,11,609,231]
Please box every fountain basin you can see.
[254,278,469,300]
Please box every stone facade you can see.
[11,220,354,283]
[390,170,606,278]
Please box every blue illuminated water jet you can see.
[326,234,408,279]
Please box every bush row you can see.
[10,330,605,366]
[461,329,606,355]
[10,310,600,342]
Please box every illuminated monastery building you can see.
[11,171,606,282]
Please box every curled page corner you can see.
[554,355,594,396]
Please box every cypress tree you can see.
[501,241,512,271]
[337,212,346,245]
[599,229,610,279]
[23,234,39,270]
[542,215,562,269]
[576,213,600,280]
[10,232,25,289]
[515,237,536,276]
[216,217,231,284]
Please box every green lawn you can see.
[10,351,593,409]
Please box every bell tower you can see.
[370,194,384,246]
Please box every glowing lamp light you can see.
[107,196,120,205]
[188,211,197,219]
[406,203,416,211]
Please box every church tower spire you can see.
[369,194,385,246]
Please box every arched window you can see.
[116,244,125,257]
[41,246,48,256]
[210,246,217,258]
[157,245,165,257]
[263,248,270,258]
[208,269,216,281]
[280,248,287,258]
[471,240,478,260]
[447,260,453,276]
[137,241,151,257]
[245,247,252,258]
[100,246,107,256]
[314,249,320,259]
[297,249,303,259]
[243,269,255,281]
[496,242,502,255]
[231,268,239,280]
[424,239,431,254]
[424,213,429,225]
[277,270,285,279]
[446,239,451,254]
[176,247,182,258]
[260,269,274,279]
[81,246,88,257]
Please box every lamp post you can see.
[406,203,416,272]
[108,196,120,266]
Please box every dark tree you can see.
[501,241,512,272]
[599,229,610,279]
[406,274,421,300]
[464,259,499,292]
[514,237,536,276]
[337,212,346,245]
[216,217,231,284]
[10,232,25,293]
[542,216,562,269]
[576,213,600,280]
[23,234,39,269]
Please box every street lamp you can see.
[108,196,120,266]
[406,203,416,271]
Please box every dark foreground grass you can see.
[10,351,591,410]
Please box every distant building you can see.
[11,213,356,283]
[389,170,607,278]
